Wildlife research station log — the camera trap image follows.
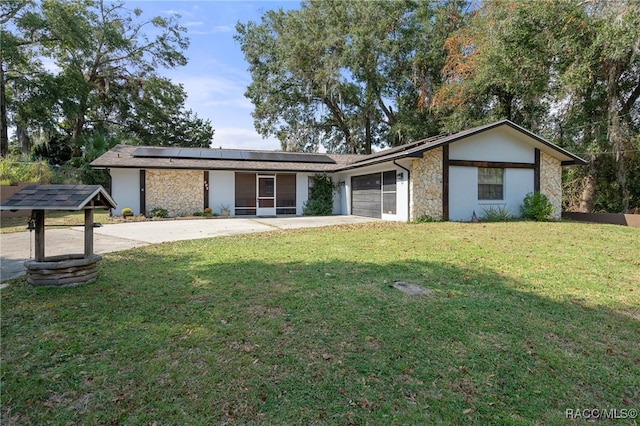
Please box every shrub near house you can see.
[521,192,553,221]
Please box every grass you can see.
[1,221,639,425]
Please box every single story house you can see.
[90,120,586,222]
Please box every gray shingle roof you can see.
[91,144,364,172]
[0,185,116,211]
[90,120,586,172]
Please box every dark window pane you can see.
[276,208,296,215]
[235,173,256,208]
[383,193,396,214]
[259,198,274,208]
[276,174,296,208]
[235,208,256,216]
[259,177,274,198]
[383,171,396,192]
[478,168,504,200]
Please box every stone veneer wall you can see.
[146,169,203,217]
[410,147,443,220]
[540,152,562,220]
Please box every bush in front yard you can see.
[520,192,553,221]
[303,174,336,216]
[150,207,169,218]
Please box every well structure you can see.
[0,185,116,287]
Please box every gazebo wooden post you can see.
[84,204,94,258]
[33,209,45,261]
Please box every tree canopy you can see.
[1,0,214,162]
[237,0,638,212]
[432,0,639,212]
[236,0,466,154]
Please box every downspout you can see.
[393,160,411,222]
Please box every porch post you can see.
[84,204,94,258]
[33,209,45,261]
[442,145,450,221]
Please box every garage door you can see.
[352,173,381,218]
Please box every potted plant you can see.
[121,207,133,219]
[219,204,231,217]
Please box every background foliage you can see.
[1,0,214,186]
[1,0,638,212]
[236,0,639,212]
[302,174,336,216]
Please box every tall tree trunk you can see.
[17,124,31,156]
[579,155,598,213]
[0,61,8,157]
[607,62,630,212]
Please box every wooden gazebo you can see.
[0,184,116,286]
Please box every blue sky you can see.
[127,1,300,151]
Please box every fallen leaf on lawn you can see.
[463,408,475,414]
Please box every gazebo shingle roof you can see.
[0,185,116,211]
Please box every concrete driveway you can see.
[0,215,376,282]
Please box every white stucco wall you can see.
[110,168,140,215]
[209,171,235,215]
[332,173,349,215]
[449,128,535,163]
[297,173,313,215]
[448,166,534,221]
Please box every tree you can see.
[0,1,31,156]
[432,0,585,133]
[2,0,214,159]
[105,76,214,147]
[236,0,466,154]
[434,0,640,212]
[549,0,639,212]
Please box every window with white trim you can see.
[382,171,397,214]
[478,168,504,200]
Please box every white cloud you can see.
[161,8,193,17]
[184,21,204,27]
[190,25,233,35]
[212,127,281,151]
[175,74,248,104]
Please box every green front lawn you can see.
[1,222,638,425]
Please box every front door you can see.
[257,175,276,216]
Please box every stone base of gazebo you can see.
[24,254,102,287]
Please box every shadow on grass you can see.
[2,247,638,425]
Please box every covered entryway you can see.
[235,173,297,216]
[257,175,275,216]
[351,173,382,218]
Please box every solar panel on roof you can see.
[131,147,336,164]
[218,150,244,160]
[132,147,175,157]
[199,150,223,159]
